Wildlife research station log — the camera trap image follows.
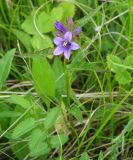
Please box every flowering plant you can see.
[53,18,81,60]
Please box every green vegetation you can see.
[0,0,133,159]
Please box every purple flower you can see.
[53,32,80,60]
[55,18,82,37]
[67,18,73,30]
[73,26,82,36]
[55,21,68,33]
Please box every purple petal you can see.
[55,21,68,33]
[73,26,82,36]
[53,37,63,45]
[70,42,80,50]
[53,47,63,55]
[64,49,71,60]
[56,31,63,37]
[64,32,72,42]
[67,18,73,29]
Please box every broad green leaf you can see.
[50,134,68,149]
[51,7,63,21]
[10,95,31,109]
[80,152,90,160]
[44,107,60,130]
[115,70,132,85]
[38,11,50,33]
[29,129,49,157]
[32,57,55,104]
[21,15,37,35]
[59,2,75,20]
[0,48,16,89]
[107,54,123,73]
[31,34,53,50]
[12,29,32,52]
[52,58,66,99]
[38,7,63,33]
[70,106,83,123]
[12,118,35,139]
[30,142,50,157]
[124,55,133,67]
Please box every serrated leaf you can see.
[44,107,60,130]
[29,129,49,157]
[51,7,63,21]
[38,11,51,33]
[70,106,83,123]
[0,48,16,89]
[12,118,35,139]
[50,134,68,149]
[10,95,31,109]
[124,55,133,67]
[32,57,55,105]
[107,54,123,73]
[31,34,53,50]
[59,2,75,20]
[12,29,32,52]
[115,70,132,85]
[21,15,37,35]
[30,142,50,157]
[98,151,104,160]
[38,7,63,33]
[80,152,90,160]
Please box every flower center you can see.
[63,41,70,47]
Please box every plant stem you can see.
[66,71,71,108]
[64,58,71,109]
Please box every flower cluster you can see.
[53,18,81,60]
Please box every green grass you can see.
[0,0,133,160]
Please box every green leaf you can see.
[32,57,55,104]
[107,54,123,73]
[0,48,16,89]
[0,111,21,117]
[51,7,63,21]
[11,142,29,160]
[38,7,63,33]
[70,106,83,123]
[59,2,75,21]
[115,70,132,85]
[44,107,60,130]
[50,134,68,149]
[52,58,66,99]
[80,152,90,160]
[21,15,37,35]
[12,29,32,52]
[124,55,133,67]
[29,129,49,157]
[98,151,104,160]
[101,37,114,52]
[31,34,53,50]
[10,95,31,109]
[12,118,35,139]
[38,11,50,33]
